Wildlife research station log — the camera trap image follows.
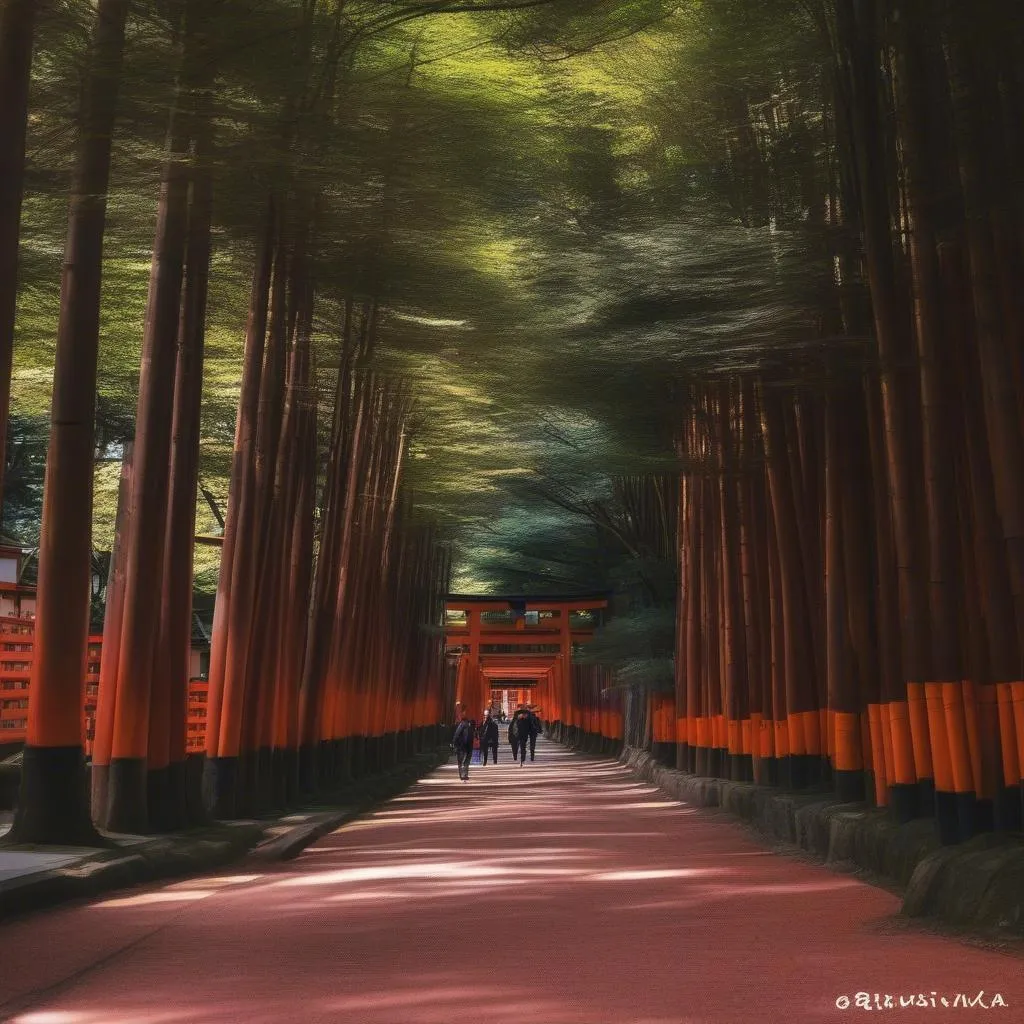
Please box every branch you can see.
[199,480,226,530]
[344,0,560,51]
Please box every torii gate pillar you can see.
[455,608,487,716]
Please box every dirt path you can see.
[1,739,1019,1023]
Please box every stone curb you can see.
[0,745,450,921]
[0,821,263,922]
[248,746,451,862]
[613,744,1024,938]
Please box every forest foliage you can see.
[4,0,814,595]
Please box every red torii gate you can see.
[444,594,608,724]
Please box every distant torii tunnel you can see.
[443,595,623,745]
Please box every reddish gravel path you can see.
[1,739,1020,1023]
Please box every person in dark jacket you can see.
[508,716,519,762]
[526,707,540,761]
[452,708,476,781]
[511,706,531,765]
[479,708,499,765]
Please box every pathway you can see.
[0,739,1020,1022]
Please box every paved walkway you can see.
[0,739,1020,1023]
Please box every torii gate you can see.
[444,594,608,722]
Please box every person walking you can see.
[511,705,531,766]
[508,715,519,763]
[526,706,540,761]
[452,707,476,782]
[479,708,499,765]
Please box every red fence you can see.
[1,615,208,756]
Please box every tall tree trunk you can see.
[0,0,38,508]
[945,238,1022,830]
[943,1,1024,682]
[892,0,964,831]
[90,443,134,821]
[9,0,130,847]
[277,375,316,803]
[296,304,353,792]
[203,206,274,817]
[684,432,702,775]
[837,0,928,819]
[701,464,722,779]
[244,272,310,809]
[105,21,196,833]
[719,384,749,781]
[761,385,818,789]
[226,233,288,809]
[158,65,214,830]
[825,389,863,801]
[765,480,787,784]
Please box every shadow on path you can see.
[0,739,1019,1023]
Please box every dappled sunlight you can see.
[87,873,266,909]
[10,995,717,1024]
[616,877,868,913]
[325,887,410,903]
[163,874,263,889]
[91,889,217,908]
[270,859,585,889]
[591,868,728,882]
[705,879,863,897]
[610,800,682,809]
[526,830,666,838]
[14,1012,200,1024]
[7,737,995,1024]
[318,974,598,1024]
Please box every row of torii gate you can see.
[445,594,609,721]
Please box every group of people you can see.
[451,703,540,781]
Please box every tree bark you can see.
[0,0,38,507]
[837,0,928,816]
[894,0,964,686]
[943,1,1024,678]
[90,443,134,822]
[158,58,214,830]
[203,204,275,816]
[105,17,198,833]
[9,0,130,847]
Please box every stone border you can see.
[616,744,1024,939]
[249,746,451,861]
[0,822,264,921]
[0,745,451,922]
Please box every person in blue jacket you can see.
[452,707,476,782]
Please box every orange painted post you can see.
[906,683,932,799]
[879,703,895,797]
[203,206,275,816]
[924,682,956,831]
[962,681,984,805]
[112,35,210,833]
[867,703,888,807]
[90,444,133,822]
[461,609,480,709]
[1010,683,1024,788]
[559,609,574,741]
[995,683,1020,792]
[941,681,976,840]
[825,433,845,780]
[9,0,130,847]
[165,107,214,825]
